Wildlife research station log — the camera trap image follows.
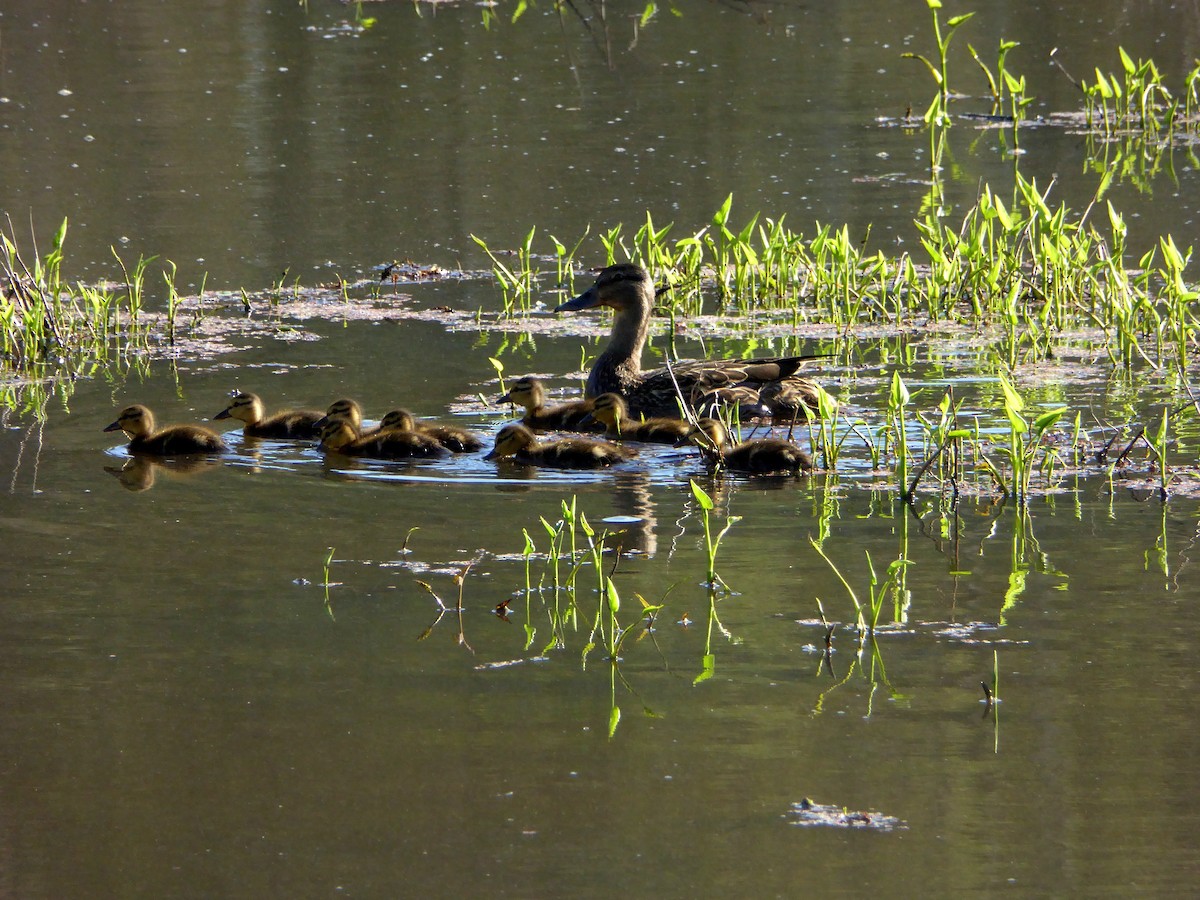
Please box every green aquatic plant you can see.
[983,375,1069,504]
[809,537,911,637]
[689,479,741,592]
[902,1,976,126]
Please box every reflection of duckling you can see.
[555,264,824,418]
[377,409,484,453]
[104,405,228,455]
[686,418,812,474]
[484,423,636,469]
[586,393,693,443]
[104,456,218,492]
[497,376,595,431]
[214,391,323,439]
[318,417,449,460]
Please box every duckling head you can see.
[214,391,264,424]
[104,404,155,439]
[587,392,628,427]
[322,398,363,431]
[484,423,537,460]
[554,264,654,313]
[685,418,728,453]
[498,376,545,410]
[318,417,359,451]
[378,409,417,432]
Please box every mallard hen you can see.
[497,376,596,431]
[104,404,228,455]
[585,393,693,444]
[555,264,824,418]
[686,418,812,474]
[484,423,636,469]
[377,409,484,453]
[318,417,449,460]
[214,392,323,439]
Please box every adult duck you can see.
[214,392,324,439]
[484,423,635,469]
[104,404,228,455]
[555,264,824,418]
[685,418,812,474]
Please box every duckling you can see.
[377,409,484,453]
[759,380,821,423]
[585,393,693,444]
[319,398,366,432]
[213,391,323,439]
[686,418,812,474]
[484,423,636,469]
[318,417,449,460]
[104,404,228,455]
[555,264,826,418]
[497,376,597,431]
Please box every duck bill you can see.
[214,408,232,420]
[554,286,601,313]
[103,420,123,433]
[494,392,512,404]
[483,449,500,461]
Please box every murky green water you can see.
[3,1,1200,896]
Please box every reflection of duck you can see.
[104,456,218,492]
[556,264,823,418]
[586,393,692,444]
[484,423,635,468]
[686,418,812,474]
[214,392,323,439]
[378,409,484,453]
[318,417,449,460]
[497,376,595,431]
[104,405,227,455]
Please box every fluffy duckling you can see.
[497,376,596,431]
[759,380,821,423]
[318,417,449,460]
[484,423,636,469]
[585,393,693,444]
[104,404,228,455]
[213,391,323,439]
[377,409,484,453]
[686,418,812,474]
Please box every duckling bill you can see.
[104,404,228,455]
